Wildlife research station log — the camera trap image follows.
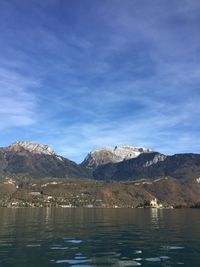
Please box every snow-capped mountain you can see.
[81,145,153,169]
[8,141,56,155]
[0,141,89,178]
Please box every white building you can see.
[150,198,163,208]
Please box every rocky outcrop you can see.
[143,153,167,167]
[81,145,152,169]
[113,145,152,159]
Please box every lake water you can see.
[0,208,200,267]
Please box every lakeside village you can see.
[0,178,174,209]
[2,196,173,209]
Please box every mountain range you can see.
[1,141,200,183]
[1,141,200,207]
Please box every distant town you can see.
[0,177,188,209]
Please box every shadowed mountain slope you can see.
[93,152,200,181]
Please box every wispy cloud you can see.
[0,0,200,161]
[0,66,39,129]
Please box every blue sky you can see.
[0,0,200,162]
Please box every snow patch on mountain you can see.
[82,145,153,168]
[9,141,56,155]
[143,153,167,167]
[113,145,152,160]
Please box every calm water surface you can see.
[0,208,200,267]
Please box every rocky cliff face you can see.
[81,145,152,169]
[8,141,55,155]
[143,153,167,167]
[113,145,152,159]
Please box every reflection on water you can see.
[150,208,164,229]
[150,208,159,224]
[0,208,200,266]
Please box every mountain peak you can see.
[82,145,153,169]
[9,141,55,155]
